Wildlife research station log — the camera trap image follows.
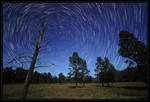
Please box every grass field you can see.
[2,82,148,100]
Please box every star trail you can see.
[2,2,147,77]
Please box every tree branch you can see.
[5,56,33,65]
[18,51,34,56]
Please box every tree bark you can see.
[20,44,40,99]
[20,24,46,99]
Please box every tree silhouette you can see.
[103,63,115,86]
[118,30,147,84]
[85,76,93,83]
[32,71,40,83]
[95,57,115,87]
[47,72,53,83]
[58,72,66,84]
[15,67,28,83]
[95,57,104,86]
[69,52,89,88]
[69,52,82,87]
[52,76,58,83]
[79,59,90,87]
[67,71,74,83]
[2,67,15,84]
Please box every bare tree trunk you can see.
[20,44,40,99]
[20,24,46,100]
[20,69,33,99]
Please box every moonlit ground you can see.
[3,3,147,77]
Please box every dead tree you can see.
[20,23,47,99]
[5,23,54,99]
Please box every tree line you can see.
[2,67,92,84]
[2,65,145,85]
[67,51,146,87]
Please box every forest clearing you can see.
[2,82,147,100]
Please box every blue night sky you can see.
[2,2,147,77]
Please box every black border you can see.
[0,0,149,102]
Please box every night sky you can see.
[2,2,147,77]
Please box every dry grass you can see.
[2,82,147,100]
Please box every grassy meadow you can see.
[2,82,147,100]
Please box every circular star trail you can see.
[3,2,147,77]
